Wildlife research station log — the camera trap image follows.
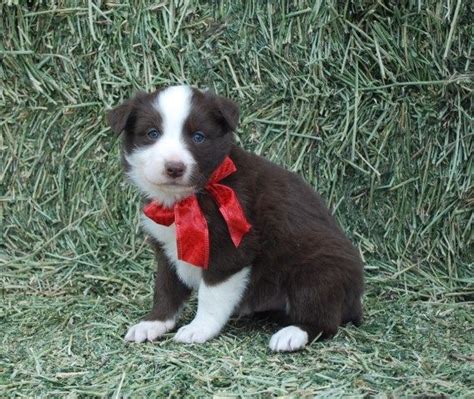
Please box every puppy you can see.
[107,85,364,352]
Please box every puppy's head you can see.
[107,85,239,206]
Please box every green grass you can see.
[1,1,472,397]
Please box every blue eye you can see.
[192,131,206,144]
[147,128,161,140]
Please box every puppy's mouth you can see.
[159,182,195,191]
[145,177,195,193]
[142,169,205,195]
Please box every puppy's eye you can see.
[192,131,206,144]
[147,128,161,140]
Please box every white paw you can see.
[125,320,175,343]
[269,326,309,352]
[173,322,219,344]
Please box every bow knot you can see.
[143,156,251,268]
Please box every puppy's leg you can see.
[174,267,250,344]
[269,263,356,352]
[125,256,191,343]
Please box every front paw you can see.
[125,319,175,343]
[173,322,219,344]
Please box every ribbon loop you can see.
[143,202,175,226]
[207,183,251,248]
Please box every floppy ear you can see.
[107,99,133,135]
[215,95,240,131]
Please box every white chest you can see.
[141,215,202,290]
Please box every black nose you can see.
[165,161,186,178]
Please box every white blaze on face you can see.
[125,85,196,206]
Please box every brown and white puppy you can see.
[107,85,364,352]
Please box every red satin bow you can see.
[143,156,251,268]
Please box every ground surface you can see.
[1,1,472,397]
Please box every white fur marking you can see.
[269,326,309,352]
[174,267,251,344]
[174,261,202,290]
[141,216,202,289]
[125,319,175,343]
[126,85,195,207]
